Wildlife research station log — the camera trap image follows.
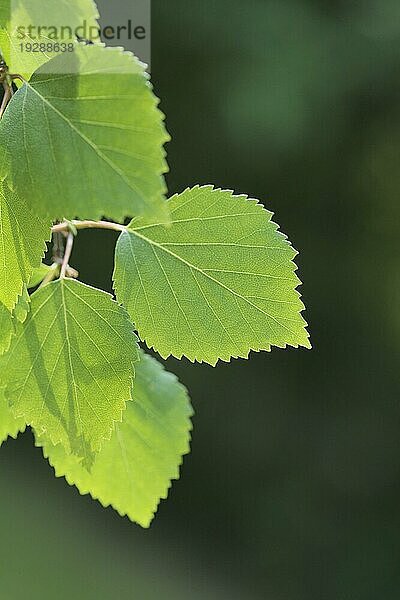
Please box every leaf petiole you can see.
[52,220,126,235]
[60,233,74,279]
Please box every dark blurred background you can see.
[1,1,400,598]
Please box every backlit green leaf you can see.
[0,44,170,223]
[36,352,193,527]
[0,180,50,311]
[114,186,310,365]
[0,0,99,80]
[0,279,139,464]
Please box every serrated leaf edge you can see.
[19,43,171,223]
[0,178,52,312]
[114,185,311,366]
[36,365,194,528]
[6,279,139,457]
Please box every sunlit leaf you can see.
[0,44,169,223]
[37,352,193,527]
[0,0,99,80]
[0,279,139,465]
[114,186,310,365]
[0,180,50,311]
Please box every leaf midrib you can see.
[60,280,83,432]
[126,228,297,335]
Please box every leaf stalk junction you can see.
[49,220,126,284]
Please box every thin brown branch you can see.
[0,82,11,119]
[60,233,74,279]
[52,220,126,234]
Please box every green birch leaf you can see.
[0,180,50,311]
[114,186,310,365]
[0,388,25,447]
[0,279,139,464]
[0,44,170,223]
[36,352,193,528]
[0,0,99,80]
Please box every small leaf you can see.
[28,263,53,289]
[0,180,50,311]
[0,44,170,223]
[0,279,139,464]
[113,186,310,365]
[0,388,25,447]
[36,352,193,528]
[0,0,99,80]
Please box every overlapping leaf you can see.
[114,186,310,365]
[36,352,192,527]
[0,388,25,447]
[0,180,50,311]
[0,279,139,464]
[0,44,170,223]
[0,0,99,80]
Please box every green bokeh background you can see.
[2,1,400,598]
